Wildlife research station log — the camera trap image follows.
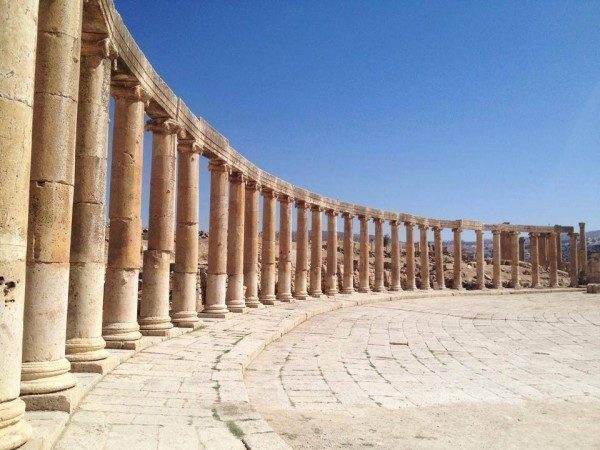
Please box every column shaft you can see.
[294,202,309,299]
[492,230,501,288]
[139,118,179,334]
[390,221,401,291]
[225,172,247,311]
[519,237,525,262]
[510,232,520,289]
[418,225,430,290]
[452,228,463,289]
[277,196,293,301]
[569,233,578,287]
[259,189,277,304]
[554,226,562,269]
[358,216,370,292]
[434,227,445,289]
[326,211,339,295]
[578,222,587,277]
[405,222,416,290]
[243,182,262,307]
[0,0,37,445]
[201,160,230,317]
[172,140,201,327]
[548,231,558,288]
[530,233,540,288]
[372,219,385,292]
[309,206,323,296]
[22,0,83,395]
[476,229,485,289]
[342,214,355,293]
[539,234,548,267]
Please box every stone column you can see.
[358,215,370,293]
[0,0,37,444]
[548,231,558,288]
[294,201,309,299]
[139,118,179,335]
[578,222,587,277]
[243,181,262,307]
[418,223,430,290]
[21,0,83,397]
[309,206,324,297]
[102,80,147,348]
[500,231,510,262]
[373,218,385,292]
[433,226,445,289]
[452,227,463,290]
[405,221,416,290]
[530,232,540,288]
[476,229,485,290]
[342,213,355,294]
[510,231,520,289]
[569,232,578,288]
[519,237,525,262]
[326,210,339,295]
[201,159,230,318]
[66,37,116,366]
[554,225,562,269]
[492,229,501,289]
[260,189,277,304]
[277,195,293,301]
[539,234,548,267]
[225,172,247,312]
[389,220,402,291]
[172,138,202,327]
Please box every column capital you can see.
[178,137,203,155]
[372,216,383,224]
[81,34,118,60]
[262,187,278,199]
[145,117,181,135]
[311,204,324,212]
[295,199,309,209]
[529,231,539,237]
[404,219,415,227]
[110,78,151,104]
[342,211,355,219]
[432,225,442,232]
[452,227,462,233]
[279,194,294,203]
[326,209,339,217]
[418,222,429,230]
[208,158,230,173]
[246,180,261,191]
[229,171,246,184]
[491,228,501,235]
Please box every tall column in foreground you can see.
[22,0,83,397]
[518,237,525,262]
[0,1,37,445]
[358,215,370,292]
[201,159,230,318]
[309,205,324,297]
[225,172,247,312]
[452,227,463,290]
[277,195,293,301]
[260,189,277,304]
[529,232,540,288]
[326,210,339,295]
[294,201,309,299]
[373,218,385,292]
[433,226,445,290]
[342,213,355,294]
[66,36,116,364]
[405,221,416,290]
[492,229,501,289]
[554,225,562,269]
[510,231,520,289]
[419,223,430,290]
[243,181,262,307]
[578,222,587,278]
[172,138,202,327]
[389,220,401,291]
[476,229,485,290]
[548,231,558,288]
[539,234,548,267]
[569,232,578,288]
[102,80,147,348]
[139,117,179,335]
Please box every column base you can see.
[293,292,308,300]
[20,359,77,396]
[102,322,142,344]
[388,286,402,292]
[325,289,339,296]
[276,293,294,302]
[0,398,31,450]
[420,287,433,291]
[65,337,109,363]
[309,291,323,298]
[341,288,354,294]
[373,287,386,292]
[358,288,370,293]
[245,297,265,309]
[260,295,277,306]
[21,383,83,414]
[139,316,174,335]
[171,311,201,328]
[199,311,230,319]
[70,355,120,375]
[228,306,247,313]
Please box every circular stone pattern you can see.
[245,292,600,449]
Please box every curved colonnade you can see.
[0,1,589,448]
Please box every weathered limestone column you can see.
[66,36,116,366]
[201,159,230,318]
[0,1,37,444]
[492,229,502,289]
[21,0,83,397]
[225,172,247,312]
[139,118,179,335]
[389,220,401,291]
[102,80,147,348]
[530,232,540,288]
[539,234,548,267]
[172,138,202,327]
[373,218,385,292]
[452,227,463,290]
[243,181,262,307]
[358,215,370,293]
[309,206,324,297]
[548,231,558,288]
[554,225,562,269]
[509,231,520,289]
[518,237,525,262]
[326,210,339,295]
[578,222,587,277]
[500,231,510,262]
[569,232,578,288]
[405,221,416,290]
[476,229,485,290]
[433,226,445,289]
[260,189,277,304]
[294,201,309,299]
[277,195,293,301]
[342,213,355,294]
[419,224,431,290]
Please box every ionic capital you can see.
[311,204,324,212]
[262,188,278,199]
[81,34,118,61]
[358,214,370,222]
[404,219,415,227]
[246,180,261,191]
[326,209,339,217]
[418,221,429,230]
[432,225,442,232]
[452,227,462,233]
[529,231,539,238]
[342,212,355,219]
[372,217,384,224]
[145,117,181,135]
[279,194,294,204]
[295,199,309,209]
[491,228,501,236]
[229,171,246,184]
[178,138,203,155]
[208,158,230,173]
[111,79,151,104]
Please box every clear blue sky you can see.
[113,0,600,236]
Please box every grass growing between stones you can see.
[227,421,244,438]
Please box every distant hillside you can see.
[587,230,600,239]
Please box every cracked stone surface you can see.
[246,292,600,449]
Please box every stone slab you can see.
[70,355,120,375]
